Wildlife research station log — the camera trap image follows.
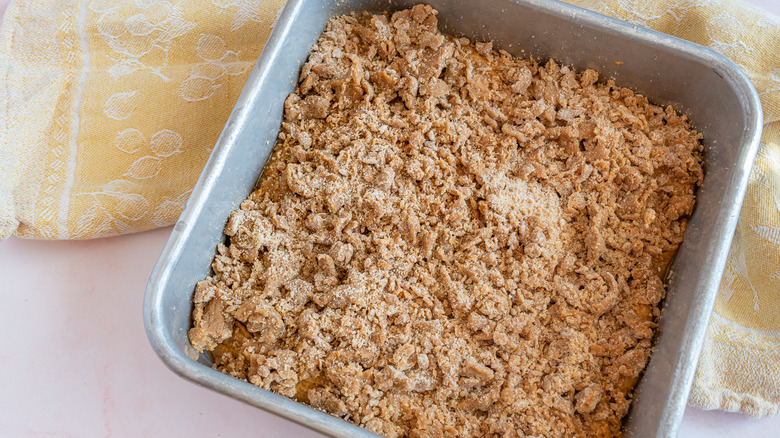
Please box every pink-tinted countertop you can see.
[1,1,778,437]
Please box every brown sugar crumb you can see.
[189,5,703,438]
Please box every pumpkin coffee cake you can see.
[189,5,704,437]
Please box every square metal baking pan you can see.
[144,0,763,436]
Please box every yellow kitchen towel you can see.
[0,0,777,418]
[0,0,285,239]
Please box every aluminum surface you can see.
[144,0,763,437]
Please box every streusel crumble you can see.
[189,5,704,437]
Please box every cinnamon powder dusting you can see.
[189,5,703,437]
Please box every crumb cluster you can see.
[189,5,703,437]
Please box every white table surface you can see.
[1,1,779,437]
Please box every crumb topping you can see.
[189,5,703,437]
